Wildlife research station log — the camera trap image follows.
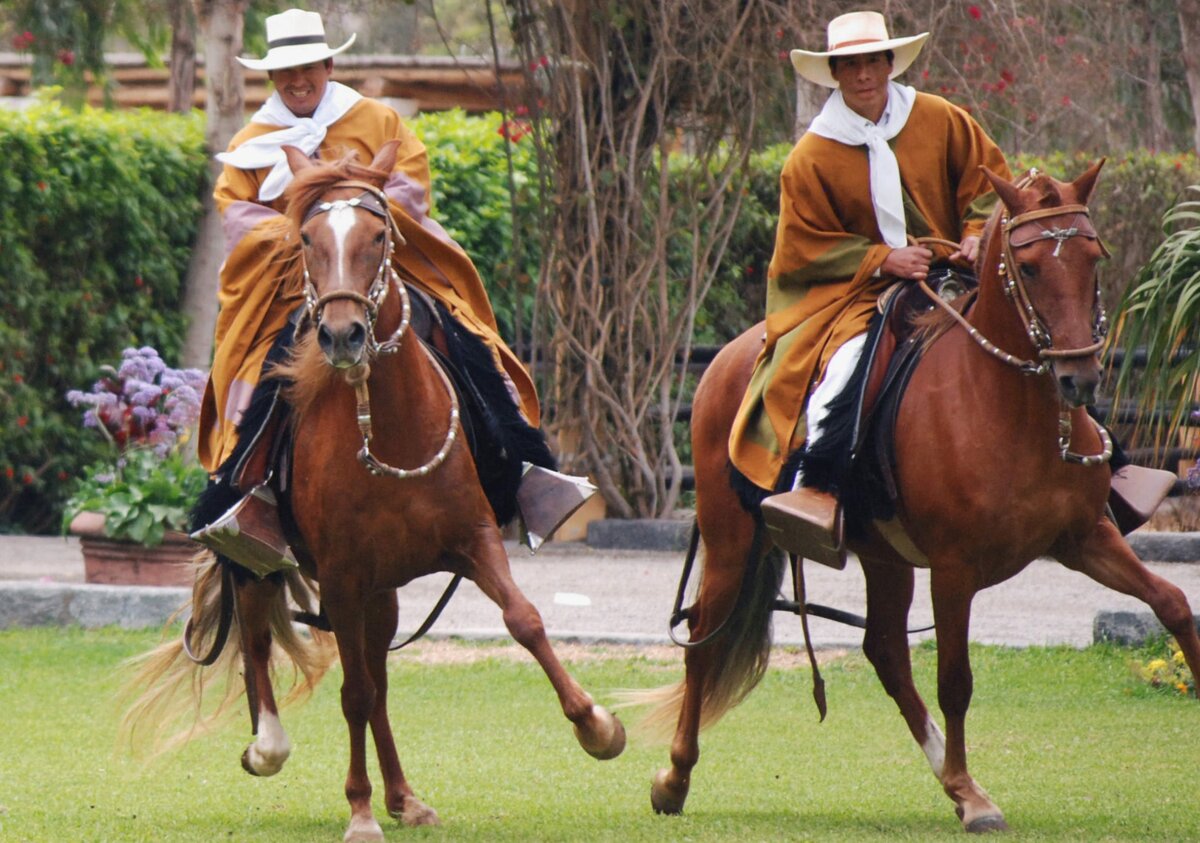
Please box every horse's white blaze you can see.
[921,715,946,780]
[325,203,358,288]
[247,709,291,776]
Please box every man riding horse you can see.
[734,11,1172,563]
[192,9,592,569]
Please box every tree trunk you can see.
[180,0,247,369]
[1177,0,1200,154]
[167,0,196,113]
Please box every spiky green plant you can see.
[1110,186,1200,466]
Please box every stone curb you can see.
[1093,609,1200,646]
[586,522,1200,562]
[1126,531,1200,563]
[586,518,692,552]
[0,581,188,630]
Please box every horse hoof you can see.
[965,814,1009,833]
[651,768,688,815]
[240,743,286,777]
[394,796,440,827]
[574,706,626,760]
[343,816,384,842]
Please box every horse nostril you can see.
[346,321,367,352]
[317,323,336,355]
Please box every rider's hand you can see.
[949,235,981,266]
[881,245,934,280]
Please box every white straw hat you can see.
[789,11,928,88]
[236,9,356,72]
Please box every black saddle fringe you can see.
[433,301,556,525]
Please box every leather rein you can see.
[915,172,1112,467]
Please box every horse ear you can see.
[369,140,401,177]
[283,145,313,174]
[980,165,1022,212]
[1071,158,1106,205]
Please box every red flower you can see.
[514,104,530,117]
[968,5,982,19]
[1000,68,1015,83]
[22,473,33,485]
[57,470,68,481]
[134,276,144,288]
[36,181,47,192]
[57,49,75,66]
[12,374,23,384]
[16,416,27,427]
[1061,95,1072,106]
[4,467,13,480]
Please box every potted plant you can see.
[63,346,209,586]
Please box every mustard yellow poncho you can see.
[729,93,1010,490]
[198,98,538,472]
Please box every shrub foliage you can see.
[0,102,206,532]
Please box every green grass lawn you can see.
[0,628,1197,842]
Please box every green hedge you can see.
[412,109,540,345]
[0,102,207,532]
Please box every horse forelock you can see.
[283,153,391,229]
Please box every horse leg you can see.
[236,573,292,778]
[860,559,946,781]
[323,584,386,843]
[1062,517,1200,690]
[360,589,439,827]
[930,566,1008,832]
[466,535,626,761]
[650,560,741,815]
[651,510,777,815]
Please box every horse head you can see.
[283,141,405,370]
[982,161,1107,407]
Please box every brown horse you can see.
[125,141,624,842]
[636,162,1200,831]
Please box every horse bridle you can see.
[299,180,460,480]
[917,171,1112,466]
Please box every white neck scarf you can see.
[807,81,916,249]
[215,81,363,202]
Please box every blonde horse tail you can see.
[620,528,786,742]
[118,553,336,756]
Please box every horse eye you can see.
[300,232,311,247]
[1018,262,1036,280]
[373,230,385,245]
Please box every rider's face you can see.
[269,61,332,118]
[832,52,894,123]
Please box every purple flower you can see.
[65,345,209,454]
[1188,458,1200,493]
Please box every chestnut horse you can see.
[637,163,1200,831]
[126,142,624,842]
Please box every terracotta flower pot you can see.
[69,511,199,587]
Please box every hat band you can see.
[268,34,328,49]
[829,37,887,51]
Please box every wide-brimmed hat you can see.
[236,9,356,72]
[790,11,928,88]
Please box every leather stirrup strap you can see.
[182,562,236,666]
[388,573,464,651]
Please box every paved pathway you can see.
[3,533,1200,648]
